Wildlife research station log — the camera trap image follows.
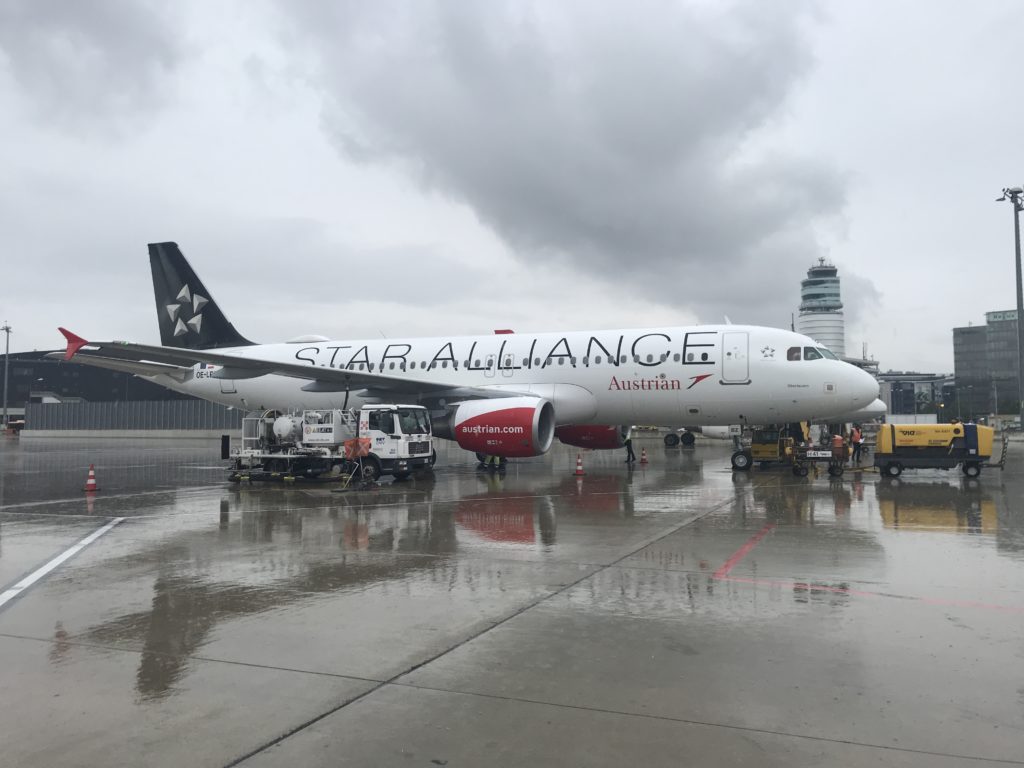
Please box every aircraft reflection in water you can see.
[74,466,696,700]
[876,478,996,535]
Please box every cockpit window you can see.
[787,347,801,361]
[803,347,823,360]
[817,347,838,360]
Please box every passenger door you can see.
[721,331,750,384]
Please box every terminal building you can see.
[2,351,239,434]
[952,310,1021,420]
[876,371,954,420]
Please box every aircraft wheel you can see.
[680,432,696,447]
[664,433,680,448]
[962,462,981,478]
[731,450,752,471]
[884,462,902,478]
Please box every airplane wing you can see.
[57,328,530,401]
[44,351,192,380]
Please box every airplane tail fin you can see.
[148,242,254,349]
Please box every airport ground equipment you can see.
[873,422,995,478]
[730,427,795,471]
[731,424,848,476]
[229,405,434,483]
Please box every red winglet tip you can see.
[58,327,89,360]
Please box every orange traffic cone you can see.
[83,464,99,492]
[640,448,648,465]
[574,453,585,476]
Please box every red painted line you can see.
[713,523,776,580]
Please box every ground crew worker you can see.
[624,435,636,463]
[850,424,863,464]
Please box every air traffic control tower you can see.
[796,258,846,357]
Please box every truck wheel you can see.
[393,471,411,481]
[429,450,437,467]
[884,462,902,478]
[731,450,752,471]
[793,464,808,477]
[664,433,680,447]
[680,432,696,447]
[963,463,981,478]
[828,464,844,477]
[360,457,382,482]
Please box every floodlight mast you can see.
[996,188,1024,428]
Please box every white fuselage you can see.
[150,324,880,426]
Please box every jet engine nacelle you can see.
[555,425,631,450]
[451,397,555,457]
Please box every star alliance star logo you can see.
[166,284,208,337]
[761,346,775,358]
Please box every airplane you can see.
[56,242,884,459]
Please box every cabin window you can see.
[687,353,694,362]
[594,356,602,364]
[673,353,680,362]
[522,358,529,366]
[787,347,801,361]
[534,358,541,366]
[646,354,653,363]
[570,357,577,365]
[803,347,823,360]
[558,357,565,365]
[474,359,480,367]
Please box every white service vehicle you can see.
[231,404,434,482]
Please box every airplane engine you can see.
[555,425,631,450]
[449,397,555,457]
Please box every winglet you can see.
[58,327,89,360]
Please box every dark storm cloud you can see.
[276,0,856,326]
[0,0,182,124]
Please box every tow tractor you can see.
[731,423,849,477]
[229,405,434,483]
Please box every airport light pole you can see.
[1,322,10,428]
[996,187,1024,429]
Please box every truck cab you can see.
[355,405,434,480]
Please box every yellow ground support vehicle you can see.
[730,427,794,471]
[732,423,850,476]
[873,423,994,478]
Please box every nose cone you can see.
[848,364,881,407]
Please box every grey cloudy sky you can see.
[1,0,1022,373]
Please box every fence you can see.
[25,400,244,432]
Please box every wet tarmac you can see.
[1,435,1023,767]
